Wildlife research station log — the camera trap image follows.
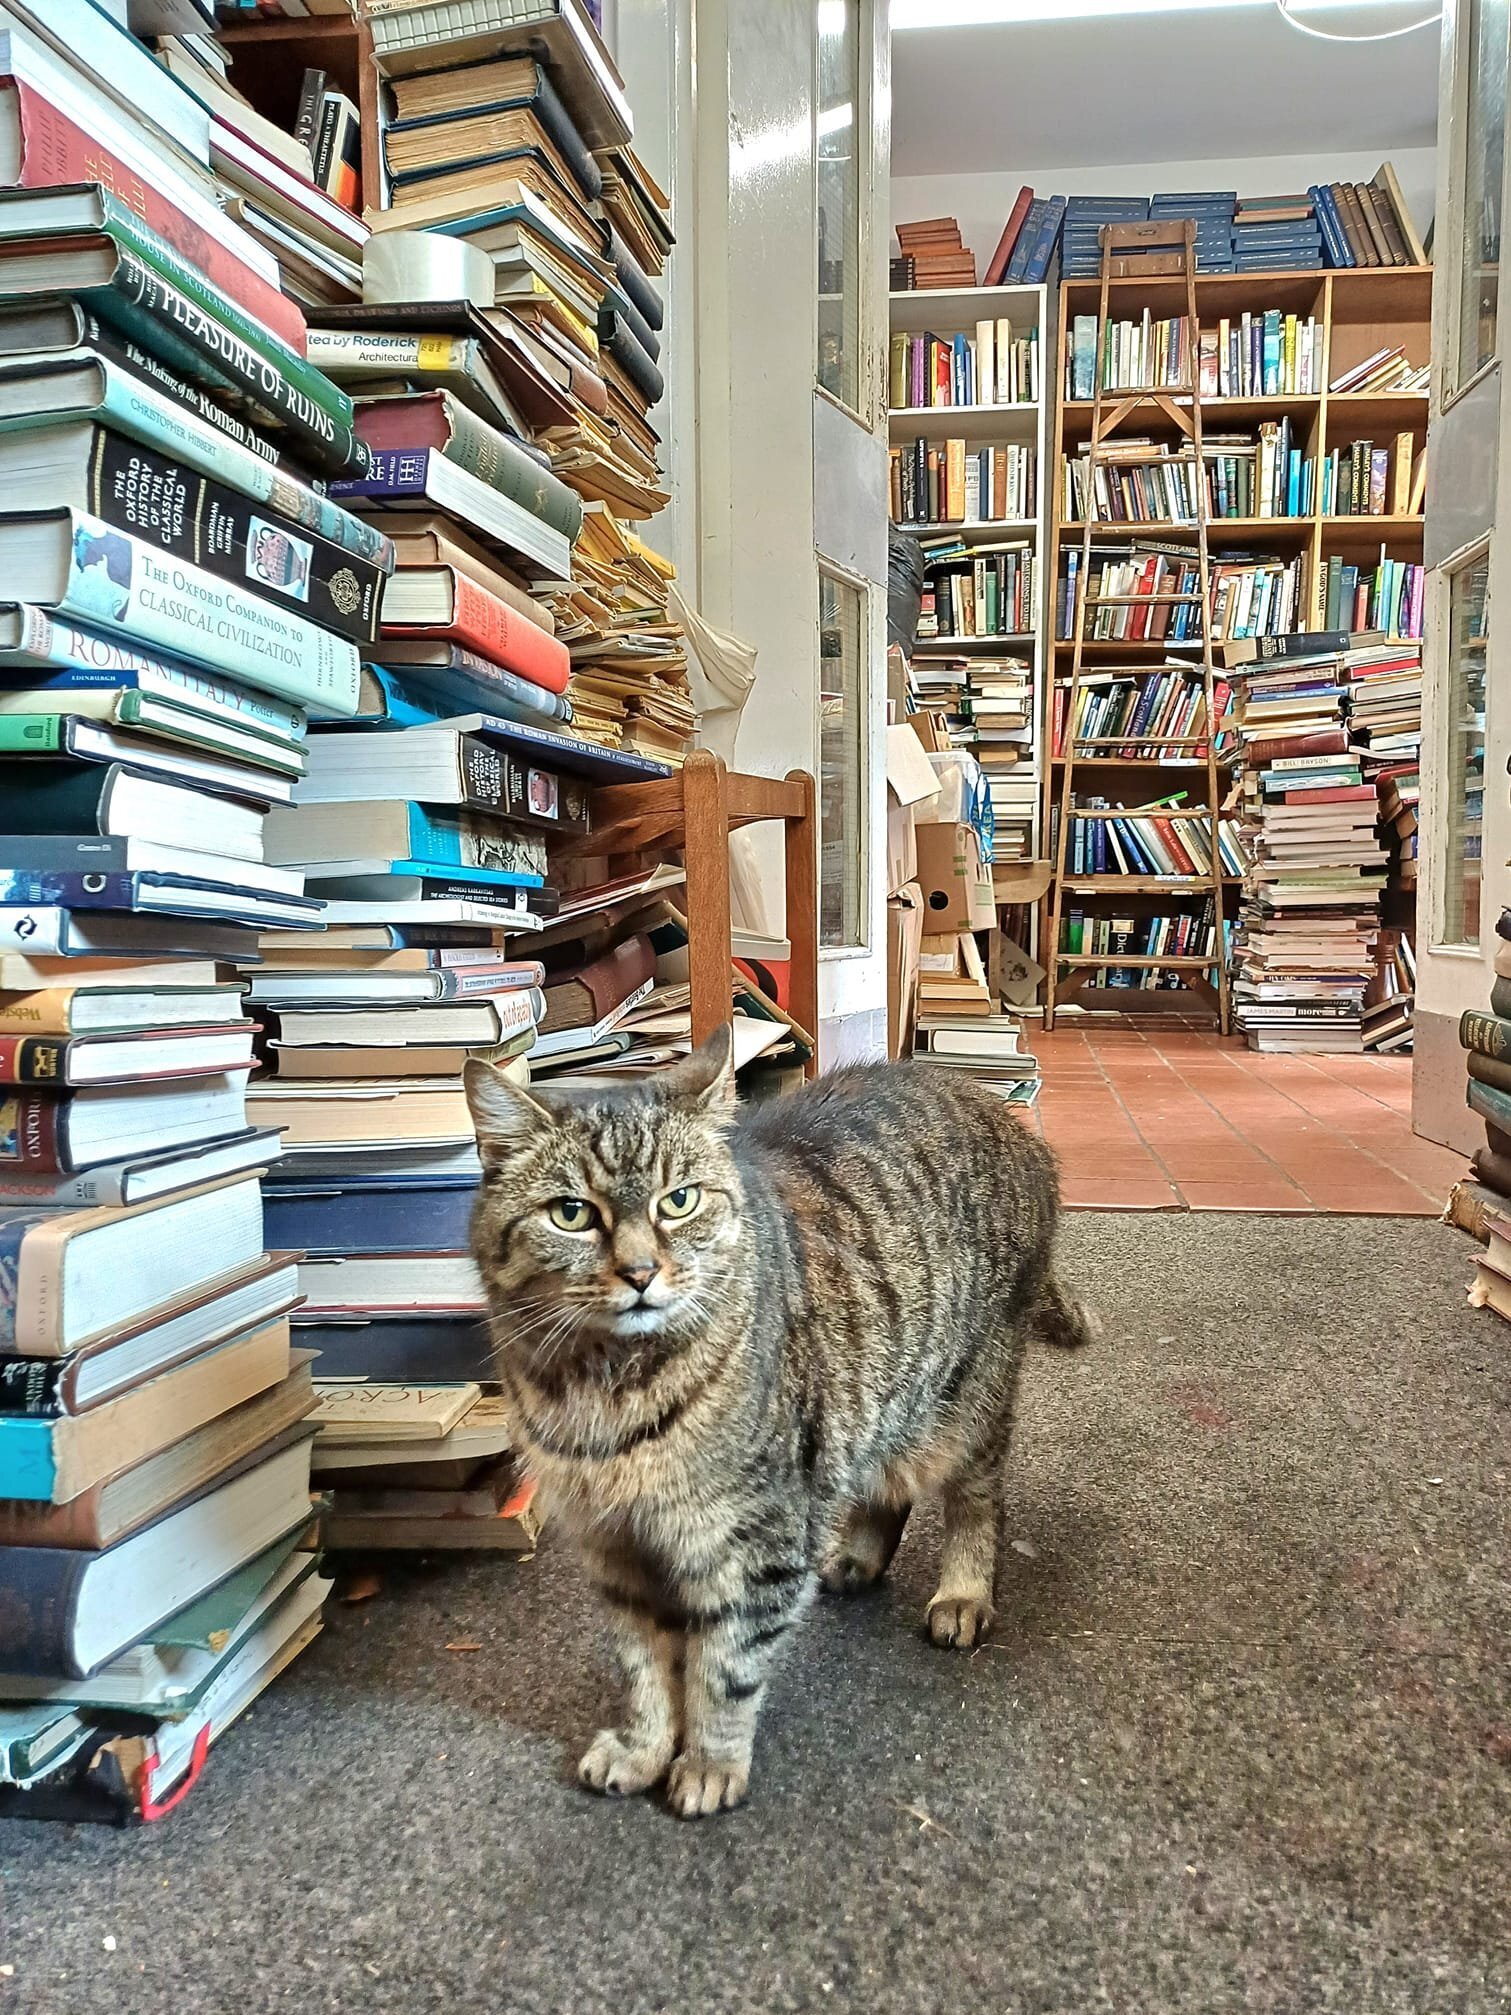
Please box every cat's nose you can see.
[617,1262,659,1295]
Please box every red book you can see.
[0,79,306,356]
[1245,727,1349,764]
[1279,785,1377,804]
[1130,553,1160,642]
[382,565,571,695]
[983,186,1034,286]
[1151,817,1198,876]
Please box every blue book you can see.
[1021,195,1068,282]
[263,1182,477,1255]
[324,663,568,734]
[1314,186,1356,268]
[1004,199,1047,282]
[0,865,322,928]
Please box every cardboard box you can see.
[885,723,941,898]
[915,820,996,934]
[887,882,925,1059]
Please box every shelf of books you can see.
[888,283,1050,879]
[1042,260,1429,1021]
[0,0,804,1826]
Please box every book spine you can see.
[0,715,61,753]
[75,311,277,469]
[0,867,142,913]
[365,663,571,731]
[0,1354,66,1416]
[52,510,360,715]
[386,572,569,695]
[85,348,393,565]
[1459,1009,1511,1061]
[87,246,368,479]
[0,607,307,740]
[83,428,384,646]
[0,1036,68,1085]
[0,1540,90,1674]
[293,69,326,159]
[403,805,548,880]
[457,737,590,831]
[0,1158,126,1205]
[0,1091,68,1170]
[355,395,582,542]
[7,81,306,354]
[90,191,347,414]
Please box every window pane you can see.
[1458,0,1510,384]
[819,572,866,947]
[817,0,861,410]
[1439,554,1488,945]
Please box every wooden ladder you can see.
[1044,219,1232,1036]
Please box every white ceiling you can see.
[890,6,1440,177]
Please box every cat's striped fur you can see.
[464,1026,1089,1818]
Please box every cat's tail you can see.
[1034,1275,1099,1350]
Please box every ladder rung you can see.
[1084,592,1204,606]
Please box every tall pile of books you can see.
[0,0,382,1817]
[343,0,689,765]
[906,647,1036,863]
[1224,631,1387,1051]
[1347,638,1422,1050]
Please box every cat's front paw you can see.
[578,1728,672,1797]
[926,1596,994,1649]
[665,1751,749,1818]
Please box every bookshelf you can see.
[1041,263,1431,1013]
[889,283,1051,882]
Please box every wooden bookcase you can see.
[888,283,1051,880]
[1039,263,1431,1009]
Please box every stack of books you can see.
[1329,345,1430,398]
[893,217,976,289]
[244,720,679,1498]
[1225,631,1387,1051]
[0,0,389,1817]
[309,1385,541,1554]
[316,0,689,764]
[1056,196,1151,279]
[914,934,1039,1103]
[1362,928,1414,1053]
[1459,963,1511,1214]
[1150,191,1235,273]
[1230,193,1323,272]
[150,8,370,305]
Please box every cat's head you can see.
[464,1026,745,1358]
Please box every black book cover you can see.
[80,427,383,644]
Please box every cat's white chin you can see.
[609,1303,674,1337]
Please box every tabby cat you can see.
[464,1027,1089,1819]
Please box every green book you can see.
[0,715,60,752]
[0,188,364,476]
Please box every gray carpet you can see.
[3,1214,1509,2015]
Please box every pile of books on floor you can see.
[1362,927,1414,1053]
[914,930,1039,1104]
[1349,638,1422,1050]
[300,0,689,763]
[1225,630,1386,1052]
[1457,939,1511,1261]
[0,0,407,1816]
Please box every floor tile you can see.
[1033,1022,1465,1216]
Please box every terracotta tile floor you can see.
[1021,1018,1466,1214]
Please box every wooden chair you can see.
[584,753,820,1078]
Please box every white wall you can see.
[892,147,1438,272]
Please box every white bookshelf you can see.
[888,281,1051,875]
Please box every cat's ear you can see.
[663,1022,736,1111]
[463,1057,554,1165]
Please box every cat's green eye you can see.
[547,1196,598,1233]
[657,1184,702,1222]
